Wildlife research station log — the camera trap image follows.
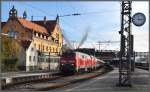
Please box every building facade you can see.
[1,6,63,71]
[26,42,38,71]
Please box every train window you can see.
[82,55,84,58]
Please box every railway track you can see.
[136,66,149,71]
[2,66,112,91]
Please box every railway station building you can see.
[1,6,63,71]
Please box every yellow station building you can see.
[1,6,63,71]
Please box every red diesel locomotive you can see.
[60,51,104,74]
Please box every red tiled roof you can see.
[2,17,58,35]
[33,20,57,34]
[1,22,6,28]
[17,17,48,34]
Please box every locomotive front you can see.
[60,52,76,74]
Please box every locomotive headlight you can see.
[71,64,74,66]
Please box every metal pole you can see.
[98,41,101,52]
[117,1,132,87]
[118,1,125,85]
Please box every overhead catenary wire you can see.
[4,2,121,20]
[61,18,121,44]
[23,2,120,18]
[23,2,56,17]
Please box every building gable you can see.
[2,19,32,41]
[2,6,63,56]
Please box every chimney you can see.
[56,14,59,24]
[23,11,27,19]
[44,16,47,24]
[31,16,33,21]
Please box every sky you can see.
[1,1,149,52]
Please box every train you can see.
[135,57,149,70]
[59,51,105,74]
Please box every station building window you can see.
[40,34,43,38]
[43,45,45,51]
[46,36,48,40]
[29,56,32,62]
[46,46,48,51]
[44,36,46,39]
[51,47,53,52]
[48,37,50,40]
[31,48,34,51]
[56,48,58,53]
[8,31,18,38]
[39,44,40,50]
[36,32,39,37]
[49,47,51,52]
[34,43,36,47]
[53,48,54,52]
[33,56,35,61]
[50,47,52,52]
[38,33,40,37]
[42,35,44,39]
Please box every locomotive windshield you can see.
[62,51,75,57]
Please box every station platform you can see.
[1,71,58,86]
[1,71,58,79]
[1,68,149,92]
[50,68,149,92]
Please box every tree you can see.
[1,35,19,72]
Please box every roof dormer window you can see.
[36,32,38,37]
[44,35,46,39]
[40,34,43,38]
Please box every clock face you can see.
[132,13,146,26]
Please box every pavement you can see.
[3,67,108,91]
[2,68,149,92]
[49,68,149,92]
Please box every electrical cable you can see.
[23,2,56,17]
